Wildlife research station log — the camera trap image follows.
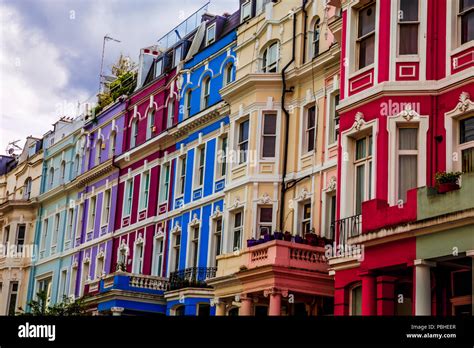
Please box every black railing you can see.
[168,267,217,291]
[330,214,362,246]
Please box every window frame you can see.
[201,77,211,110]
[206,23,217,46]
[159,163,170,203]
[396,126,419,202]
[241,0,252,22]
[194,145,206,189]
[177,155,187,197]
[123,178,134,217]
[262,42,279,73]
[101,189,111,226]
[356,2,376,70]
[261,113,277,159]
[257,206,273,238]
[397,0,420,56]
[237,119,250,165]
[146,109,155,140]
[305,105,316,153]
[130,119,138,148]
[353,134,373,215]
[232,210,243,251]
[459,0,474,45]
[139,171,150,212]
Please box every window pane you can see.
[351,286,362,315]
[356,138,366,160]
[303,204,311,219]
[359,34,375,68]
[307,129,315,152]
[399,128,418,150]
[240,121,249,142]
[263,136,276,157]
[462,147,474,173]
[461,9,474,44]
[358,4,376,37]
[399,24,418,54]
[234,212,242,228]
[460,117,474,143]
[460,0,474,12]
[355,164,365,214]
[260,207,273,223]
[398,155,417,202]
[308,107,316,128]
[400,0,419,21]
[264,114,277,134]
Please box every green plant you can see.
[17,290,89,316]
[435,171,462,184]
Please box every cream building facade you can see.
[0,137,43,315]
[208,0,341,316]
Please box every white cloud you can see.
[0,4,88,152]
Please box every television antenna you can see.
[99,34,121,93]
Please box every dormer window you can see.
[262,42,279,73]
[206,23,216,46]
[241,1,252,22]
[155,58,163,77]
[357,3,376,69]
[174,45,182,68]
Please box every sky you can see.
[0,0,238,153]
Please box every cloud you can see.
[0,0,239,152]
[0,3,89,151]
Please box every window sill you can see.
[451,40,474,56]
[348,64,375,80]
[395,55,420,62]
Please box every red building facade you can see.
[329,0,473,316]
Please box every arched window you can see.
[60,161,66,183]
[262,42,279,73]
[313,18,320,58]
[146,110,155,140]
[23,177,32,200]
[49,167,55,188]
[74,154,81,177]
[130,119,138,148]
[109,132,116,158]
[224,63,234,86]
[95,140,102,165]
[184,90,192,119]
[201,77,211,110]
[167,99,175,128]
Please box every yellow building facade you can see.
[0,138,43,315]
[209,0,341,316]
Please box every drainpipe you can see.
[302,0,308,65]
[278,4,300,232]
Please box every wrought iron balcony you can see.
[168,267,217,291]
[330,214,362,246]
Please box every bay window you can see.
[238,120,249,164]
[459,116,474,172]
[357,3,376,69]
[262,113,277,158]
[257,206,273,238]
[398,0,419,55]
[397,127,418,202]
[460,0,474,44]
[262,42,279,73]
[232,211,243,251]
[354,135,373,214]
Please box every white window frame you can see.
[201,77,211,110]
[146,109,155,140]
[88,196,96,233]
[95,140,102,165]
[66,208,74,243]
[109,132,116,158]
[75,203,83,241]
[167,99,175,128]
[396,126,419,202]
[355,2,376,71]
[237,119,250,165]
[139,171,150,212]
[241,1,252,22]
[187,225,200,268]
[101,189,111,226]
[353,135,373,215]
[132,240,144,274]
[159,163,170,203]
[130,119,138,148]
[185,89,192,119]
[194,145,206,189]
[123,178,134,217]
[177,155,187,197]
[232,210,243,252]
[262,42,279,73]
[257,206,273,238]
[304,105,317,153]
[58,269,68,302]
[52,213,60,248]
[261,113,277,159]
[151,236,164,277]
[206,23,216,46]
[397,0,420,56]
[216,135,228,179]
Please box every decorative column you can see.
[360,271,376,316]
[239,294,253,316]
[215,302,226,316]
[414,259,435,315]
[264,288,287,316]
[110,307,124,316]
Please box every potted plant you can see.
[435,171,462,193]
[305,229,318,246]
[283,231,292,241]
[263,233,274,242]
[273,231,284,240]
[294,235,305,244]
[247,238,257,248]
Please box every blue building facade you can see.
[163,12,238,316]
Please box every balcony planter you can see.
[283,231,292,241]
[305,233,318,246]
[294,235,305,244]
[247,238,258,248]
[435,171,462,194]
[263,234,274,242]
[273,231,284,240]
[257,238,266,245]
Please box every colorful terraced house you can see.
[327,0,473,316]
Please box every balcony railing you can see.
[168,267,216,291]
[330,214,362,246]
